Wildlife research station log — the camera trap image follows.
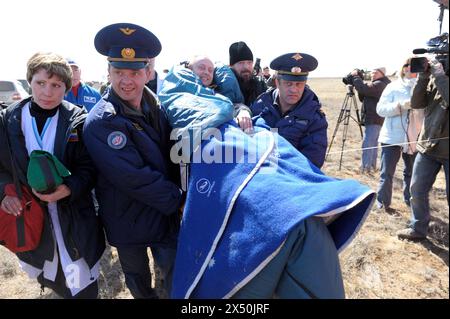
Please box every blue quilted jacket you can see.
[251,88,328,168]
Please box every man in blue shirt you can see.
[64,59,102,112]
[251,52,328,168]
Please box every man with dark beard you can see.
[229,41,267,106]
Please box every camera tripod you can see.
[326,85,363,170]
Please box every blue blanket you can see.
[159,66,375,299]
[159,65,236,161]
[212,63,244,104]
[171,123,374,299]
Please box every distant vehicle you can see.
[0,80,30,106]
[17,79,32,94]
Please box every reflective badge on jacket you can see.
[84,96,97,103]
[107,131,127,149]
[295,119,309,126]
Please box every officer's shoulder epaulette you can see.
[94,99,117,118]
[103,101,116,115]
[317,107,326,117]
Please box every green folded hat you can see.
[27,150,71,194]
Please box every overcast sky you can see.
[1,0,448,81]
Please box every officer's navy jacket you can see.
[83,89,182,247]
[251,87,328,168]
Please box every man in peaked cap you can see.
[250,52,328,168]
[83,23,183,299]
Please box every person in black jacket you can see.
[229,41,267,107]
[0,52,105,298]
[351,67,391,174]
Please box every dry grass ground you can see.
[0,78,448,299]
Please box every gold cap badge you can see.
[292,53,303,61]
[120,28,136,36]
[121,48,136,59]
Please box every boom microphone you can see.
[413,47,449,54]
[413,48,428,54]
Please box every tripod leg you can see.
[352,96,363,138]
[339,108,351,170]
[326,95,349,160]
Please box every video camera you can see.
[411,33,449,73]
[253,58,261,76]
[342,69,365,86]
[411,1,449,74]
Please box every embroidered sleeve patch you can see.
[107,131,127,149]
[68,129,79,142]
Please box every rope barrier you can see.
[326,136,449,156]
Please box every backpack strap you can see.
[1,110,23,199]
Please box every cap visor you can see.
[110,61,147,70]
[279,74,308,82]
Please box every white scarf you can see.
[19,102,100,296]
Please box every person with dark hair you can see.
[0,52,105,298]
[351,67,391,174]
[397,56,449,240]
[99,74,110,96]
[262,66,271,81]
[250,52,328,168]
[83,23,182,299]
[263,66,277,89]
[229,41,267,106]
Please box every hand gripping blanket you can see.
[159,66,375,299]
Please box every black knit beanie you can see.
[229,41,253,65]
